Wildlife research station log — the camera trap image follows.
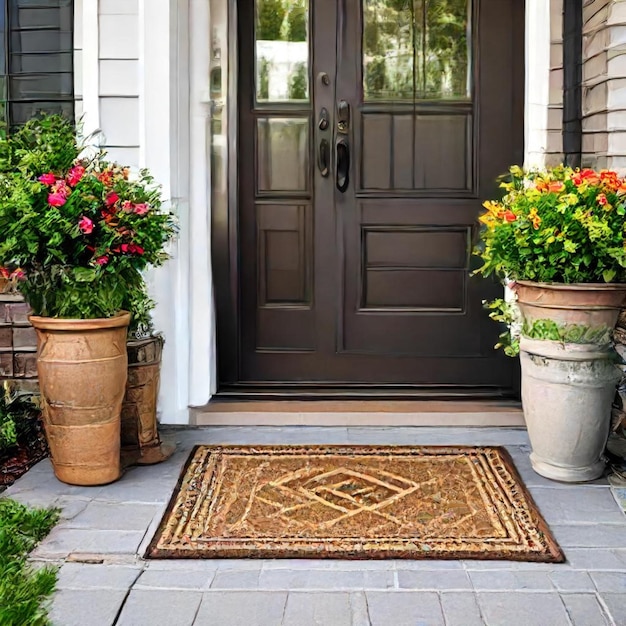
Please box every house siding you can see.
[582,0,626,170]
[74,0,140,166]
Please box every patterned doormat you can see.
[147,445,564,562]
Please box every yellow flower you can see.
[528,207,542,229]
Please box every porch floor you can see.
[5,426,626,626]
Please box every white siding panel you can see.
[100,60,139,96]
[99,15,139,59]
[103,147,140,168]
[100,97,140,145]
[74,50,83,98]
[99,0,139,14]
[74,0,83,50]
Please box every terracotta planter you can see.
[121,335,174,465]
[514,281,626,482]
[29,312,131,486]
[515,281,626,341]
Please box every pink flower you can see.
[597,193,608,206]
[95,255,109,266]
[38,173,57,185]
[105,192,119,207]
[119,243,144,255]
[67,165,86,187]
[10,269,25,281]
[48,192,67,207]
[133,203,149,216]
[131,244,144,255]
[78,216,94,234]
[121,200,133,213]
[0,267,9,279]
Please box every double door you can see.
[230,0,524,392]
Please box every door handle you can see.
[318,138,329,177]
[336,139,349,192]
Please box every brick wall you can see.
[0,294,38,394]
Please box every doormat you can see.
[147,445,564,562]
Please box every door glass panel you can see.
[255,0,309,103]
[363,0,471,101]
[257,117,309,192]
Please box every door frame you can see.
[211,0,526,397]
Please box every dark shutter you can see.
[1,0,74,128]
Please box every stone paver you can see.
[4,426,626,625]
[48,589,127,626]
[561,593,612,626]
[365,591,445,625]
[282,592,353,626]
[194,591,288,626]
[439,592,485,626]
[116,589,203,626]
[477,592,571,626]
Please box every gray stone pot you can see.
[520,337,621,482]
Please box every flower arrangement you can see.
[474,165,626,284]
[474,165,626,355]
[0,115,176,326]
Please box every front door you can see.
[229,0,524,393]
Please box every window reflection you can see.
[256,0,309,103]
[363,0,470,101]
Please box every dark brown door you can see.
[228,0,524,393]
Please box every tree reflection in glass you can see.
[363,0,470,101]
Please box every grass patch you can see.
[0,498,60,626]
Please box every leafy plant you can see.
[0,498,59,626]
[0,386,40,455]
[257,0,286,40]
[0,115,177,326]
[286,3,307,42]
[484,298,520,357]
[474,165,626,284]
[258,58,271,100]
[288,63,307,100]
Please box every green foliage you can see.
[0,114,177,326]
[0,498,59,626]
[0,387,39,454]
[365,58,388,96]
[286,3,307,42]
[484,298,520,357]
[474,166,626,284]
[288,63,308,100]
[258,58,271,100]
[522,319,612,345]
[257,0,286,40]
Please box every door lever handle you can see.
[318,138,329,177]
[336,139,349,192]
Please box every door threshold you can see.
[191,399,524,427]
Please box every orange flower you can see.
[503,211,517,223]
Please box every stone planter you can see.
[515,281,626,482]
[520,337,621,482]
[30,312,130,486]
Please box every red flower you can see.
[105,192,119,207]
[119,243,144,255]
[133,203,149,216]
[503,210,517,223]
[38,173,57,186]
[67,165,86,187]
[0,267,9,279]
[95,255,109,266]
[48,192,67,207]
[598,193,608,206]
[78,216,94,234]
